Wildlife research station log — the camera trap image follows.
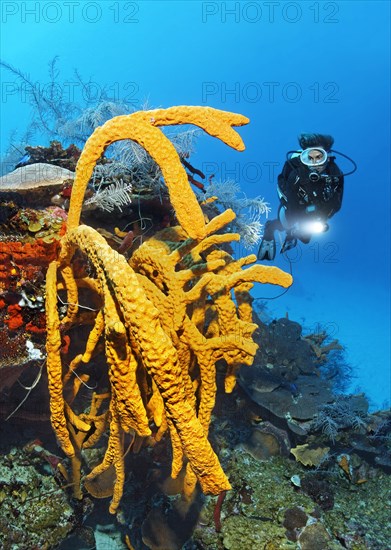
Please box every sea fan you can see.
[204,180,271,248]
[311,396,369,443]
[84,179,132,213]
[60,101,134,145]
[167,128,201,157]
[233,209,263,248]
[311,411,340,443]
[91,129,201,197]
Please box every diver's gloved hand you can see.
[257,238,276,261]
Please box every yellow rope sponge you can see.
[65,106,249,239]
[128,211,292,496]
[45,106,292,514]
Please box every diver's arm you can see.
[332,175,344,213]
[277,163,289,201]
[277,161,299,204]
[325,175,344,218]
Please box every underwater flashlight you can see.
[302,220,328,234]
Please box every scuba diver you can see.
[258,133,356,261]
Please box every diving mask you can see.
[300,147,328,167]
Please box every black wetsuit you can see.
[263,156,344,242]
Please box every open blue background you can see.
[1,0,390,408]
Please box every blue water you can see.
[1,1,390,409]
